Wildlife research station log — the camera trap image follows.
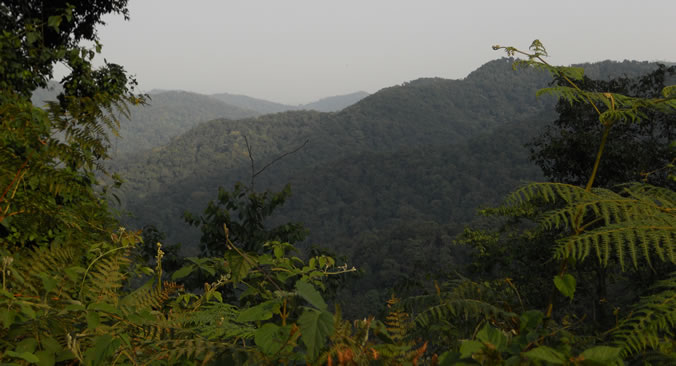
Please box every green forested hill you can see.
[112,58,668,247]
[277,114,552,314]
[32,86,261,155]
[111,90,259,156]
[111,58,555,237]
[209,92,293,114]
[110,58,667,315]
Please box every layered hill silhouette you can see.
[210,90,370,114]
[112,58,667,247]
[32,86,368,156]
[106,58,669,315]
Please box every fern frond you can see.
[120,280,182,314]
[81,247,131,303]
[384,295,410,342]
[413,279,517,329]
[554,221,675,270]
[612,272,676,359]
[180,302,254,341]
[506,182,593,207]
[13,243,79,296]
[144,338,244,364]
[621,183,676,207]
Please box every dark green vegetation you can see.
[2,0,675,364]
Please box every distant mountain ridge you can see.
[31,86,368,156]
[210,90,370,114]
[112,90,259,156]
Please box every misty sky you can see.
[93,0,676,104]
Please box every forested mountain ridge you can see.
[301,91,370,112]
[112,90,259,155]
[112,58,668,250]
[105,58,675,316]
[111,58,556,238]
[210,90,370,114]
[32,86,261,155]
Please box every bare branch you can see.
[242,137,309,191]
[243,135,255,190]
[254,139,309,179]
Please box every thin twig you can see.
[253,139,309,179]
[242,136,309,191]
[243,135,255,190]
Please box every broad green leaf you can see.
[459,340,484,359]
[519,310,544,331]
[295,280,327,310]
[20,304,36,319]
[523,346,566,364]
[87,311,100,329]
[476,324,507,351]
[0,309,17,328]
[26,31,39,45]
[17,337,37,353]
[6,350,39,363]
[47,16,62,31]
[38,272,57,293]
[274,245,284,259]
[237,300,281,322]
[63,303,86,312]
[579,346,621,364]
[35,350,55,366]
[437,351,464,366]
[554,274,576,300]
[208,290,223,303]
[226,252,254,283]
[40,336,61,354]
[171,264,195,280]
[253,323,292,355]
[298,308,334,361]
[88,302,120,315]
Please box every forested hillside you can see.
[111,58,556,244]
[32,87,261,155]
[114,90,259,155]
[112,58,660,249]
[4,1,675,362]
[106,58,673,316]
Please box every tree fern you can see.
[502,181,676,270]
[611,271,676,360]
[412,278,518,331]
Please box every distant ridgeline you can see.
[31,85,369,157]
[105,58,667,316]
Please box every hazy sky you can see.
[93,0,676,104]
